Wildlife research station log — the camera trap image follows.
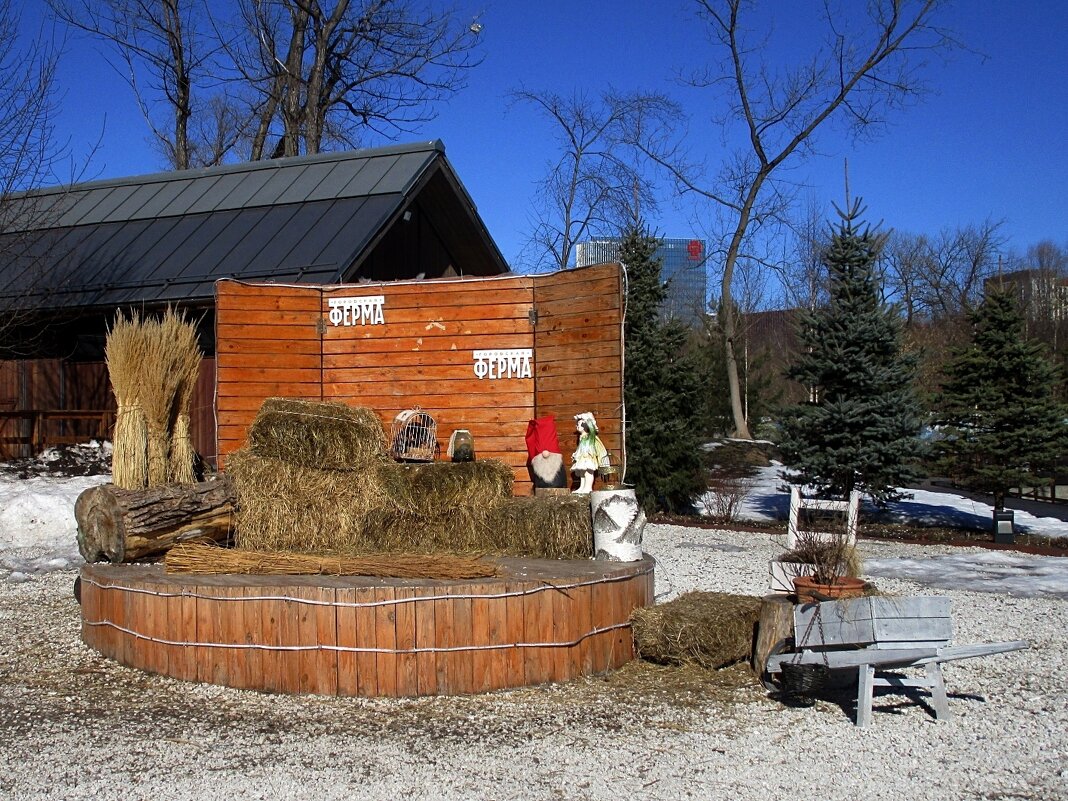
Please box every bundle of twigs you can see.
[106,312,148,489]
[164,542,499,579]
[167,310,202,484]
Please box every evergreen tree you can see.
[937,286,1068,509]
[778,201,924,504]
[621,224,705,513]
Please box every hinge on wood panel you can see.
[316,317,327,336]
[528,307,538,326]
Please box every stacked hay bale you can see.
[228,398,593,559]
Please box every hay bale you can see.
[228,449,592,559]
[247,398,388,470]
[482,495,593,559]
[228,450,387,552]
[359,506,488,554]
[374,459,513,515]
[631,591,763,670]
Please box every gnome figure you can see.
[571,412,608,494]
[525,416,567,488]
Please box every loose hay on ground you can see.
[247,398,389,471]
[165,542,498,579]
[631,591,763,670]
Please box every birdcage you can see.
[389,408,438,462]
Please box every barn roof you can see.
[0,140,507,312]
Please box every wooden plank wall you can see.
[532,263,624,471]
[322,275,536,488]
[214,265,624,493]
[215,281,323,460]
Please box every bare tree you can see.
[0,0,85,356]
[47,0,225,170]
[514,89,667,272]
[633,1,955,438]
[883,221,1004,322]
[226,0,483,160]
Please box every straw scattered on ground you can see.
[164,542,498,579]
[631,591,763,670]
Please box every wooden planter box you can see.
[214,263,625,494]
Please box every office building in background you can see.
[576,237,707,326]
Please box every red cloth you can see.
[525,416,562,460]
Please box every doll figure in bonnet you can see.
[571,412,608,494]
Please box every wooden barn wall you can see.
[215,282,324,459]
[214,264,624,494]
[322,275,536,488]
[192,357,217,465]
[531,264,624,470]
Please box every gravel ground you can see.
[1,525,1065,801]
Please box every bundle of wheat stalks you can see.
[106,313,149,489]
[105,309,202,489]
[165,542,498,580]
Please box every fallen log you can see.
[75,476,235,563]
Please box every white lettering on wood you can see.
[472,349,533,380]
[327,295,386,326]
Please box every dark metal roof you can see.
[0,140,507,312]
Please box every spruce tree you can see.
[778,201,924,504]
[621,224,705,513]
[938,286,1068,509]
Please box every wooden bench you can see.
[765,596,1028,727]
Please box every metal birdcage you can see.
[389,408,438,462]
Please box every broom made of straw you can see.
[165,542,498,580]
[142,310,189,487]
[106,312,149,489]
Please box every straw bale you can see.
[374,459,513,515]
[247,398,388,470]
[358,506,490,554]
[228,450,388,552]
[228,449,592,558]
[481,495,593,559]
[165,542,497,579]
[631,591,763,670]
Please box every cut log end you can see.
[74,477,234,563]
[75,484,126,563]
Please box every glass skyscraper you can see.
[575,237,708,326]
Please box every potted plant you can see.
[780,529,867,603]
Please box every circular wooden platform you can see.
[78,557,654,697]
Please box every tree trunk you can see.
[75,477,234,564]
[752,593,795,689]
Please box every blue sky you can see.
[28,0,1068,269]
